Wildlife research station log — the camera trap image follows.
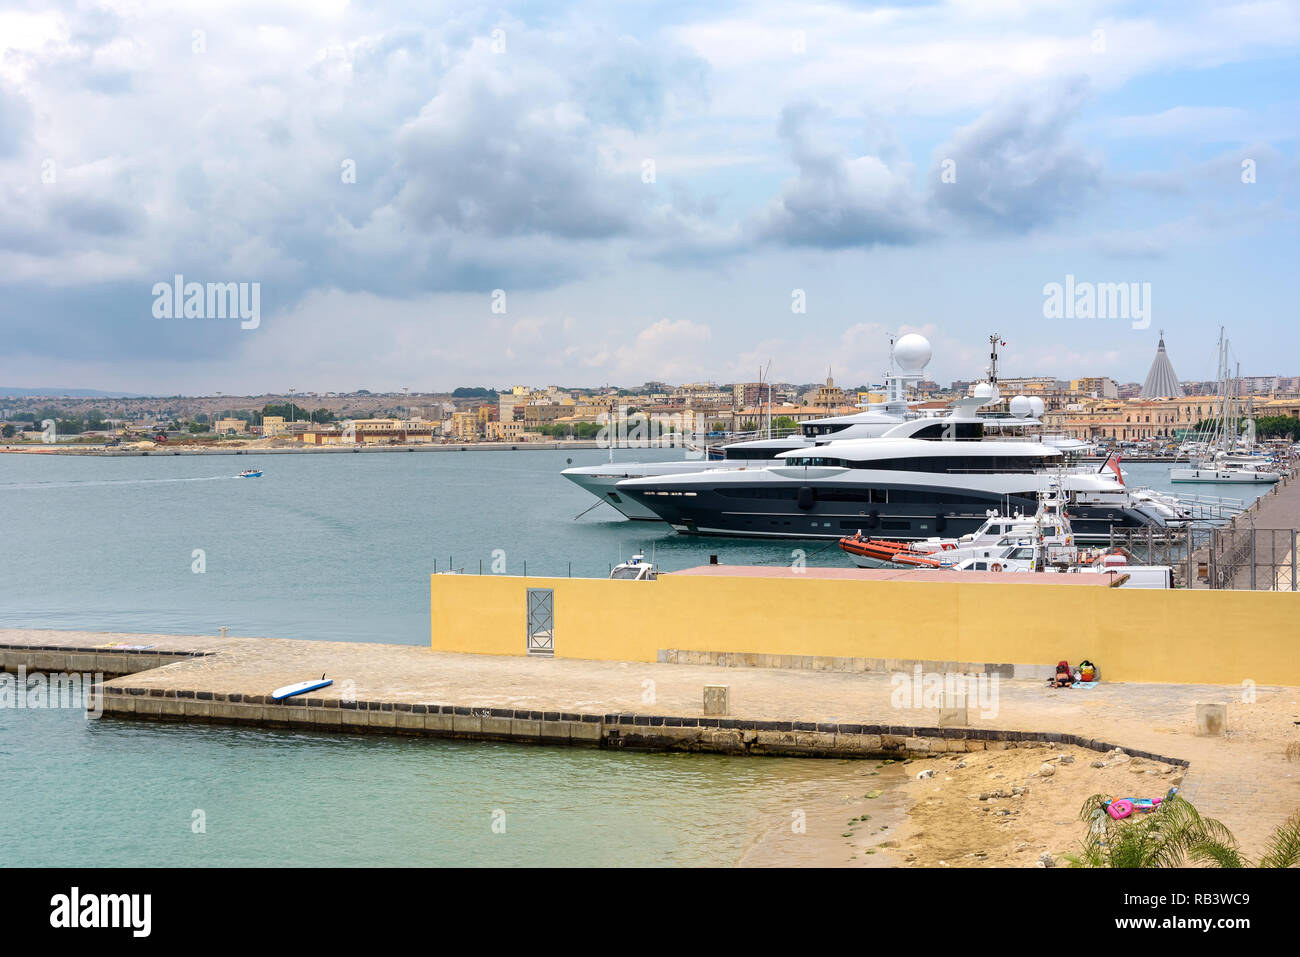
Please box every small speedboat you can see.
[237,469,263,478]
[609,554,657,580]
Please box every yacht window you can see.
[909,422,986,441]
[784,456,846,467]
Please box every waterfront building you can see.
[296,427,348,446]
[351,417,436,444]
[485,420,526,442]
[446,412,479,441]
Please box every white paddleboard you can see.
[271,677,333,701]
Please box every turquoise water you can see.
[0,697,867,867]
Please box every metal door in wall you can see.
[526,588,554,656]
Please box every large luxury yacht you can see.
[613,425,1172,542]
[561,332,1039,520]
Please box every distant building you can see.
[350,418,435,444]
[1071,377,1118,399]
[486,420,526,442]
[521,403,566,427]
[732,382,766,407]
[1140,332,1183,398]
[809,371,847,409]
[447,411,479,440]
[214,417,247,434]
[999,376,1063,393]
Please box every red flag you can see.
[1103,452,1125,485]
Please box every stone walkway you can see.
[4,627,1298,858]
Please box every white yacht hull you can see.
[1170,468,1279,484]
[563,470,669,519]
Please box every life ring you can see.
[990,562,1003,573]
[1108,799,1134,820]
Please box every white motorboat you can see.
[608,554,658,580]
[840,486,1173,587]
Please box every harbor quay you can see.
[3,616,1298,861]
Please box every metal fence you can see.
[1205,526,1298,591]
[1106,524,1298,590]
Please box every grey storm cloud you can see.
[928,78,1102,232]
[393,63,633,240]
[753,101,931,249]
[0,11,714,364]
[49,194,137,237]
[0,5,1112,370]
[755,81,1104,250]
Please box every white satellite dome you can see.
[1009,395,1032,417]
[893,333,932,372]
[1028,397,1045,418]
[972,382,993,399]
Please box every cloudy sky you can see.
[1,0,1297,394]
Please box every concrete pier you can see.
[2,627,1187,762]
[5,625,1300,858]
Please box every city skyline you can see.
[1,1,1296,393]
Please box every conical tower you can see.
[1141,330,1183,398]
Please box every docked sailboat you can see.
[1170,329,1279,485]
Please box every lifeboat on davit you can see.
[838,533,944,567]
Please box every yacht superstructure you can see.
[614,428,1168,542]
[562,332,1058,519]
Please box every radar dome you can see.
[893,334,932,372]
[973,382,993,399]
[1009,395,1032,417]
[1028,397,1045,418]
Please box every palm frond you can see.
[1259,813,1300,869]
[1190,841,1246,868]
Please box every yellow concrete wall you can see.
[430,573,1300,686]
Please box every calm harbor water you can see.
[0,450,1252,644]
[0,448,857,643]
[0,696,879,867]
[0,449,1267,866]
